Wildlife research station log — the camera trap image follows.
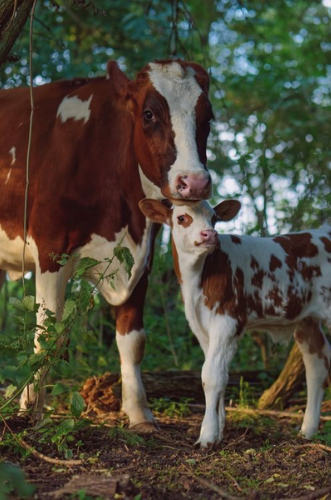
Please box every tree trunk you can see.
[258,343,305,410]
[0,0,33,66]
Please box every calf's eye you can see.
[177,215,185,224]
[143,109,154,121]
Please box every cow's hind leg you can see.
[294,317,331,438]
[115,270,157,432]
[20,266,69,419]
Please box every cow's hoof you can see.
[130,421,159,434]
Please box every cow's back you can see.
[0,77,145,274]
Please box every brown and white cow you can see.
[0,60,213,429]
[140,198,331,447]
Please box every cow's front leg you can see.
[195,317,238,448]
[115,271,157,432]
[20,265,69,419]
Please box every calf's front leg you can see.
[195,316,239,448]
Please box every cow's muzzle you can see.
[175,172,211,200]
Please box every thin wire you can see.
[22,0,38,296]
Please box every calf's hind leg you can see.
[294,317,331,439]
[115,270,157,432]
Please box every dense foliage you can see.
[0,0,330,389]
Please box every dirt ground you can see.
[1,404,331,500]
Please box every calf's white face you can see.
[139,199,241,257]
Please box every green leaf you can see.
[9,297,25,311]
[74,257,101,279]
[62,299,77,322]
[113,245,134,279]
[77,280,94,313]
[0,463,35,499]
[22,296,37,312]
[51,383,67,396]
[5,384,17,399]
[70,392,85,417]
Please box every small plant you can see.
[150,397,192,417]
[313,420,331,447]
[108,426,146,447]
[238,377,256,408]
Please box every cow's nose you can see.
[176,173,211,199]
[200,229,218,243]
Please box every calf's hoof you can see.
[194,438,221,450]
[299,427,318,440]
[129,421,159,434]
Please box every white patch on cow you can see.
[9,147,16,165]
[56,94,93,124]
[139,165,163,200]
[116,329,156,426]
[78,221,153,306]
[148,62,204,192]
[0,226,34,273]
[4,147,16,184]
[5,170,11,184]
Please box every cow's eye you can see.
[177,215,185,224]
[143,109,154,121]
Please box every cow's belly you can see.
[0,225,35,272]
[78,224,153,306]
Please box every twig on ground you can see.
[190,473,244,500]
[293,442,331,454]
[0,414,83,466]
[281,485,331,500]
[183,465,244,499]
[225,407,331,422]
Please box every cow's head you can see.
[108,60,213,201]
[139,199,241,256]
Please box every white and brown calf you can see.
[140,198,331,448]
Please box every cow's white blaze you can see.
[57,94,93,124]
[148,62,204,192]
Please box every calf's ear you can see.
[139,199,172,225]
[213,200,241,222]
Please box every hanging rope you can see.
[22,0,38,296]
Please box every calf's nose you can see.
[176,173,211,199]
[200,229,218,243]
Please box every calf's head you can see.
[139,199,241,256]
[108,60,213,201]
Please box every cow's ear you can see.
[213,200,241,222]
[139,199,172,225]
[107,61,130,102]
